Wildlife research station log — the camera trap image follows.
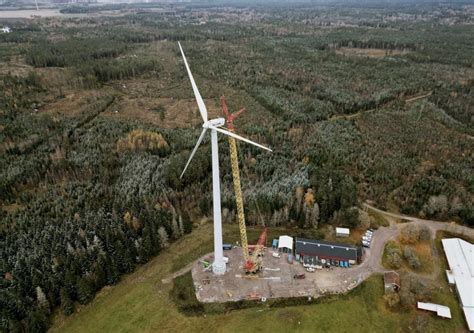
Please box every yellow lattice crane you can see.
[221,96,267,274]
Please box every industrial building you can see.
[442,238,474,331]
[294,238,362,267]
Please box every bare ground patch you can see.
[336,47,410,58]
[101,96,223,128]
[0,56,33,77]
[40,89,115,118]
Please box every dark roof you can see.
[384,271,400,286]
[295,238,358,261]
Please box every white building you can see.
[1,26,11,34]
[336,227,350,237]
[442,238,474,331]
[278,235,293,254]
[417,302,452,319]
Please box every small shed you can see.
[336,227,350,237]
[272,239,279,249]
[417,302,452,319]
[278,235,293,254]
[384,271,400,294]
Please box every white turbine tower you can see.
[178,42,271,275]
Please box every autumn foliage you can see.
[117,130,170,155]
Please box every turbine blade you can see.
[178,42,208,123]
[208,125,272,152]
[180,128,207,179]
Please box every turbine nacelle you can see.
[204,118,225,128]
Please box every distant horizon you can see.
[1,0,473,6]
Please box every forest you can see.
[0,2,473,332]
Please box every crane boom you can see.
[228,134,250,263]
[221,96,266,274]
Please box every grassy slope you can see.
[51,222,466,333]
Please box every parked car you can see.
[362,241,370,248]
[272,252,281,258]
[294,273,306,279]
[315,265,323,270]
[306,267,315,273]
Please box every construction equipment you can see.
[220,96,267,274]
[178,42,272,275]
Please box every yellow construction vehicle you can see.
[221,96,267,274]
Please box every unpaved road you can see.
[364,203,474,240]
[161,254,209,284]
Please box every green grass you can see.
[50,222,468,333]
[367,210,390,228]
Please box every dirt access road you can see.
[364,203,474,240]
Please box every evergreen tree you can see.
[157,227,169,248]
[182,211,193,234]
[104,255,120,285]
[76,277,94,305]
[59,288,74,316]
[25,308,48,333]
[36,286,50,314]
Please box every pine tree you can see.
[26,308,48,333]
[64,269,77,300]
[178,215,184,236]
[171,216,181,239]
[142,223,153,258]
[104,255,120,285]
[36,286,50,314]
[182,211,192,234]
[312,202,320,228]
[76,277,94,305]
[60,288,74,316]
[158,226,169,248]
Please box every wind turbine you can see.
[178,42,271,275]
